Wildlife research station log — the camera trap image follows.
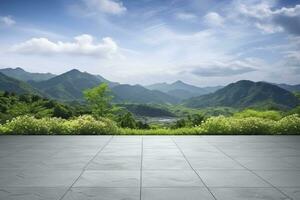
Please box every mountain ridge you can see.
[0,67,56,82]
[146,80,222,100]
[184,80,299,109]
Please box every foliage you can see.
[117,112,150,129]
[172,114,205,128]
[120,103,175,117]
[83,83,113,117]
[118,112,137,129]
[294,92,300,101]
[1,114,299,135]
[65,115,119,135]
[3,115,119,135]
[288,106,300,116]
[0,92,76,124]
[234,109,282,121]
[273,114,300,135]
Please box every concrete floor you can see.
[0,136,300,200]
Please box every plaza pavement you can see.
[0,135,300,200]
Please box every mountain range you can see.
[0,67,56,82]
[184,80,299,109]
[146,81,222,99]
[0,67,299,109]
[0,72,42,96]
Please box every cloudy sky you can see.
[0,0,299,86]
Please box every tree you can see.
[188,114,205,126]
[118,112,137,128]
[53,104,73,119]
[173,119,186,128]
[83,83,113,117]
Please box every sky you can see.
[0,0,299,86]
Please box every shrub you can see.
[119,127,203,135]
[67,115,119,135]
[1,114,300,135]
[230,117,274,135]
[200,116,275,135]
[273,114,300,135]
[234,109,282,121]
[4,115,67,135]
[0,125,10,134]
[201,116,232,134]
[3,115,119,135]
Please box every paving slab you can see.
[0,135,299,200]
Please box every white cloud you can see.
[237,2,300,35]
[0,16,16,26]
[175,12,197,21]
[84,0,126,15]
[188,59,257,77]
[255,22,283,33]
[10,34,119,58]
[204,12,224,27]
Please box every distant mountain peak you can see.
[14,67,25,71]
[66,69,81,74]
[173,80,185,85]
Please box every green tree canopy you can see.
[83,83,113,117]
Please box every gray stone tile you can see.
[0,187,66,200]
[142,188,215,200]
[255,170,300,187]
[35,157,92,170]
[101,148,141,156]
[280,188,300,200]
[142,170,203,187]
[211,188,291,200]
[62,187,139,200]
[74,170,140,187]
[143,148,182,157]
[196,170,270,187]
[87,156,141,170]
[234,157,298,170]
[189,157,244,170]
[0,169,81,187]
[142,156,191,170]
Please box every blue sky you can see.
[0,0,299,86]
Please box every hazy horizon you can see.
[0,0,299,86]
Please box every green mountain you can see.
[146,80,222,100]
[111,84,179,104]
[0,67,56,82]
[28,69,178,104]
[0,72,42,95]
[30,69,102,101]
[119,104,175,117]
[184,80,299,109]
[276,83,300,93]
[95,75,119,87]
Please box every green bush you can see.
[200,116,275,135]
[3,115,119,135]
[67,115,119,135]
[1,114,300,135]
[201,116,232,134]
[234,109,282,121]
[230,117,274,135]
[0,125,10,134]
[119,127,203,135]
[4,115,67,135]
[273,114,300,135]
